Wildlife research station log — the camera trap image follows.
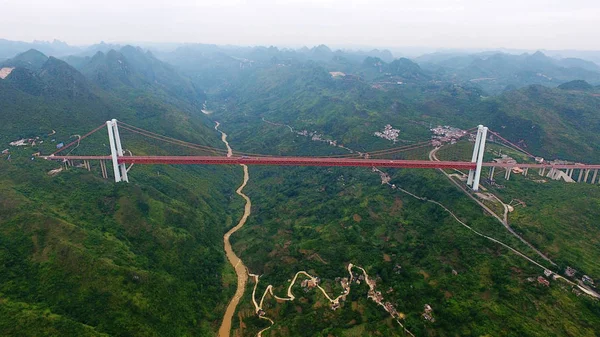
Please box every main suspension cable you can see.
[51,123,107,156]
[119,125,228,155]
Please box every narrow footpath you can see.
[217,122,252,337]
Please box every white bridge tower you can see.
[106,119,129,183]
[467,125,488,191]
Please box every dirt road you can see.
[428,147,556,265]
[216,122,252,337]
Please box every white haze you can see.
[1,0,599,50]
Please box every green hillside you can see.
[0,48,236,336]
[1,43,600,336]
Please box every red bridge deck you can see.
[118,156,478,169]
[46,155,600,170]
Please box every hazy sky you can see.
[1,0,599,50]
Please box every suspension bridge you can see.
[43,119,600,191]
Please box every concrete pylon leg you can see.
[568,169,573,178]
[524,168,528,176]
[591,169,598,184]
[578,169,584,183]
[111,119,128,183]
[467,125,483,186]
[106,120,121,182]
[472,127,488,191]
[584,169,590,183]
[489,166,495,179]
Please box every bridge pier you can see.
[505,168,512,180]
[584,169,591,183]
[524,168,528,176]
[592,169,598,184]
[539,167,545,176]
[99,160,108,179]
[578,169,584,183]
[489,166,495,179]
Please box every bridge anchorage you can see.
[48,119,600,191]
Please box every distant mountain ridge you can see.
[416,50,600,94]
[0,39,81,60]
[2,41,600,105]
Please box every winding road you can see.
[249,264,415,337]
[428,146,556,266]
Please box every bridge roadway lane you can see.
[116,156,478,169]
[46,155,600,170]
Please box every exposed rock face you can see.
[0,67,14,79]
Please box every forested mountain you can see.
[1,42,600,336]
[170,45,600,162]
[65,46,206,109]
[1,49,49,70]
[485,84,600,161]
[182,50,600,336]
[0,49,213,146]
[558,79,595,91]
[0,47,237,336]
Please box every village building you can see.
[9,139,29,146]
[374,124,401,143]
[423,313,435,322]
[494,156,518,165]
[537,276,550,286]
